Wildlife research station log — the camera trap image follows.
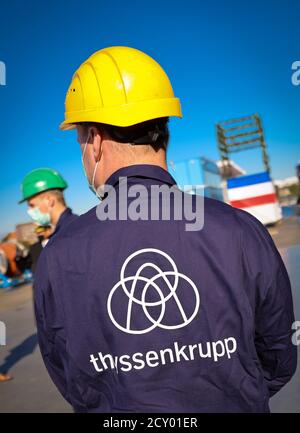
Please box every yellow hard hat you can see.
[60,46,182,130]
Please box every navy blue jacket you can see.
[34,165,297,413]
[50,207,78,238]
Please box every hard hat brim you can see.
[60,98,182,130]
[18,186,67,204]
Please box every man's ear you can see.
[45,193,55,209]
[91,126,103,161]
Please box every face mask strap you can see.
[92,153,103,199]
[81,130,103,200]
[92,161,99,189]
[81,132,90,178]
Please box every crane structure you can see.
[216,113,270,179]
[216,113,281,225]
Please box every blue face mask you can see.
[27,207,51,226]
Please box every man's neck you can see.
[103,160,168,185]
[51,205,67,226]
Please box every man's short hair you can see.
[46,189,66,206]
[79,117,170,151]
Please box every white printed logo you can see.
[107,248,200,334]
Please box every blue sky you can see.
[0,0,299,237]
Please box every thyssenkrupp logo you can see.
[107,248,200,335]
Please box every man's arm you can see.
[34,248,71,404]
[254,261,297,396]
[237,209,297,397]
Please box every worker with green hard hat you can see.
[19,167,78,236]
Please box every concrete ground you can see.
[0,284,72,413]
[0,207,299,413]
[264,206,300,412]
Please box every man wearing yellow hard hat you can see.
[34,47,296,412]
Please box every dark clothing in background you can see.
[26,242,43,274]
[17,208,78,274]
[34,165,297,413]
[15,242,42,274]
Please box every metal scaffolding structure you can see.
[216,113,271,179]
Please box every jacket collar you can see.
[105,164,177,189]
[53,207,73,234]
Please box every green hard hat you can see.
[19,167,68,203]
